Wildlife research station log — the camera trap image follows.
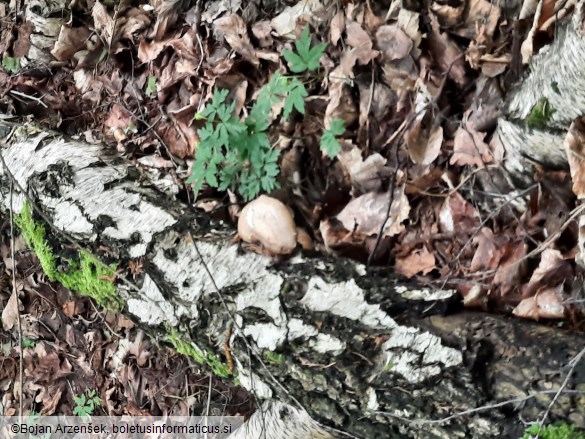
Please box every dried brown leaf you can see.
[493,241,528,296]
[438,192,480,233]
[470,227,505,272]
[376,24,413,61]
[406,120,443,166]
[51,25,91,61]
[513,285,566,320]
[1,291,19,331]
[565,118,585,199]
[336,184,410,238]
[213,14,259,65]
[395,246,436,278]
[450,111,493,167]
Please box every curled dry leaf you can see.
[521,248,571,298]
[345,21,379,66]
[513,285,566,320]
[238,195,298,255]
[493,241,528,297]
[406,120,443,166]
[376,24,413,61]
[450,110,493,168]
[51,25,92,61]
[338,147,392,193]
[213,14,259,65]
[270,0,324,38]
[2,291,19,331]
[336,183,410,238]
[330,10,345,45]
[564,117,585,199]
[438,192,480,233]
[470,227,506,272]
[325,66,359,128]
[395,246,436,278]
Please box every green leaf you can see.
[320,118,345,157]
[145,75,157,97]
[2,56,20,74]
[283,78,307,118]
[283,26,327,73]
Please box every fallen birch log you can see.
[0,118,583,439]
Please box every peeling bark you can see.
[0,121,583,439]
[496,3,585,183]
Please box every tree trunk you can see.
[0,118,583,439]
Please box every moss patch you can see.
[166,327,233,379]
[15,202,123,311]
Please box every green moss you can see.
[15,202,123,311]
[521,423,585,439]
[526,98,556,130]
[166,328,234,379]
[264,351,285,364]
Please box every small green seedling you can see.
[145,75,157,97]
[190,26,344,200]
[73,389,101,417]
[520,422,585,439]
[22,337,36,348]
[526,98,556,130]
[321,118,345,157]
[283,26,327,73]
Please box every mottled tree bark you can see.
[0,119,583,439]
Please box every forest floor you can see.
[0,0,584,427]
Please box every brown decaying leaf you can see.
[330,10,345,46]
[450,110,493,167]
[2,290,19,330]
[513,285,566,320]
[336,183,410,238]
[395,246,436,278]
[493,241,528,296]
[338,146,392,193]
[213,14,259,65]
[427,15,467,85]
[520,248,572,298]
[406,120,443,166]
[470,227,506,272]
[325,66,358,128]
[376,24,413,61]
[565,117,585,199]
[438,192,479,234]
[270,0,324,38]
[151,0,185,40]
[344,21,379,67]
[92,2,116,44]
[51,25,92,61]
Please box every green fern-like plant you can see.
[190,26,345,200]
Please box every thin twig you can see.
[10,90,48,108]
[536,345,585,436]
